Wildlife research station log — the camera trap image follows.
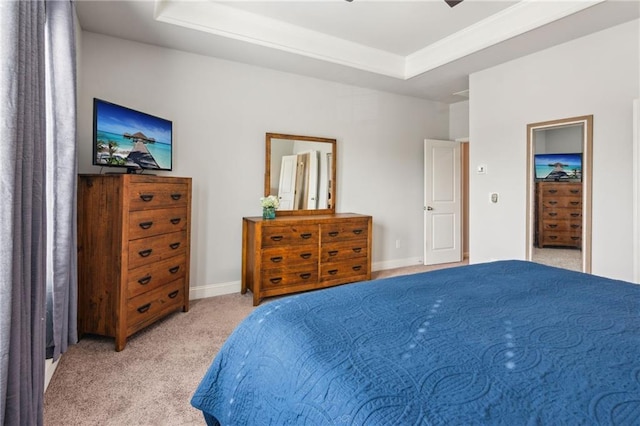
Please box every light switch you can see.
[477,164,487,174]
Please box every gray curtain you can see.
[45,0,78,362]
[0,1,47,424]
[0,0,77,424]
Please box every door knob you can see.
[427,206,434,211]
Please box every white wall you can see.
[469,19,639,281]
[450,100,469,140]
[78,32,449,297]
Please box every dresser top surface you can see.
[244,213,371,224]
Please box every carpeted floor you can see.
[43,260,470,425]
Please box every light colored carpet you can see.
[532,247,582,272]
[44,260,468,425]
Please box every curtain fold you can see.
[0,0,77,424]
[45,0,78,362]
[0,1,47,425]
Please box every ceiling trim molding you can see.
[155,0,604,81]
[405,0,604,79]
[154,0,405,78]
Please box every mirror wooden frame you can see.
[525,115,593,273]
[265,133,337,216]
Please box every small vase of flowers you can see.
[260,195,279,219]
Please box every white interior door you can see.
[278,154,297,210]
[306,151,319,209]
[424,139,462,265]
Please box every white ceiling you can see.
[75,0,640,104]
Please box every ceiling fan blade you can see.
[445,0,463,7]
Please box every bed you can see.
[191,260,640,425]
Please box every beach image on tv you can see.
[535,153,581,181]
[94,100,172,170]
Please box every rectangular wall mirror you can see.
[265,133,337,216]
[526,115,593,273]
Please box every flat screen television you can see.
[534,153,582,181]
[93,98,172,173]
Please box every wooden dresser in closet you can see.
[77,174,191,351]
[536,181,582,248]
[242,213,372,305]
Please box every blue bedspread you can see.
[191,260,640,425]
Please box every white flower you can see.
[260,195,280,209]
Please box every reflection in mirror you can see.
[526,116,593,273]
[265,133,336,216]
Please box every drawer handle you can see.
[169,242,180,250]
[140,194,154,202]
[138,249,152,258]
[137,303,151,314]
[270,277,282,284]
[169,266,180,274]
[299,273,312,279]
[570,189,579,194]
[328,250,338,256]
[300,233,312,239]
[353,229,363,235]
[171,193,182,200]
[270,235,283,242]
[570,213,580,217]
[548,224,558,228]
[170,218,181,225]
[570,201,580,205]
[548,190,558,194]
[570,224,580,229]
[328,269,338,275]
[137,275,152,285]
[549,236,558,240]
[168,290,179,299]
[352,265,362,271]
[548,213,558,217]
[548,201,558,205]
[571,236,580,240]
[352,247,362,253]
[328,231,339,237]
[270,256,283,263]
[300,253,312,259]
[139,221,153,230]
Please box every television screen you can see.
[93,98,172,172]
[534,153,582,181]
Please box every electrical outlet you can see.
[491,193,499,203]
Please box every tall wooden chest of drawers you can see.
[536,181,582,248]
[242,214,372,305]
[77,174,192,351]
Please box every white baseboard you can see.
[44,358,59,392]
[372,257,423,272]
[189,257,424,300]
[190,280,241,300]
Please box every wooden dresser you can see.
[536,181,582,248]
[242,213,372,305]
[77,174,192,351]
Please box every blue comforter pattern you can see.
[191,260,640,425]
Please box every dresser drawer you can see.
[127,254,187,299]
[540,232,581,247]
[541,198,582,209]
[539,185,582,197]
[321,220,369,242]
[128,230,187,269]
[128,182,189,211]
[128,207,188,240]
[126,278,184,334]
[261,245,318,269]
[320,259,368,284]
[261,264,318,289]
[321,239,368,262]
[261,225,318,247]
[540,220,582,232]
[540,208,581,220]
